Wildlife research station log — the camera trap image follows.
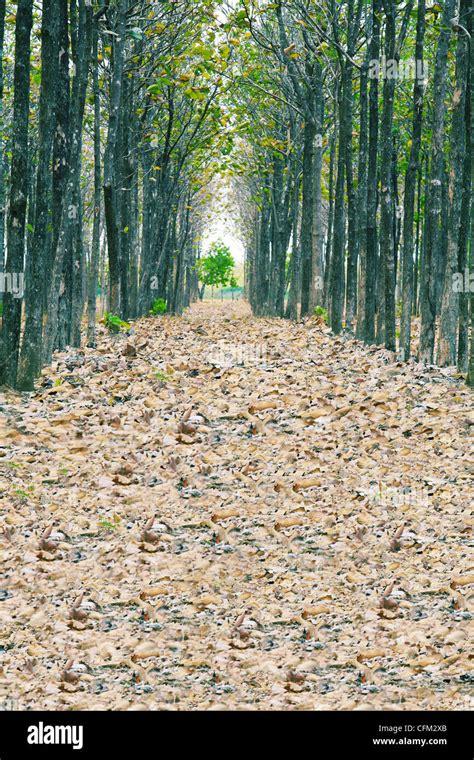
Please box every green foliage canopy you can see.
[195,240,235,289]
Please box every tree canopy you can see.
[195,240,236,295]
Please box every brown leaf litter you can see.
[0,302,472,710]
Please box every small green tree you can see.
[195,241,235,300]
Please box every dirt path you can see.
[1,302,472,710]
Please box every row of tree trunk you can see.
[0,0,207,391]
[243,0,473,384]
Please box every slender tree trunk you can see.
[119,76,132,321]
[356,31,370,340]
[87,21,101,347]
[0,0,33,387]
[413,155,424,315]
[300,119,315,317]
[329,80,345,335]
[43,0,92,364]
[103,0,125,315]
[379,0,397,352]
[310,66,324,311]
[364,0,381,344]
[343,5,359,333]
[323,130,336,308]
[468,0,474,385]
[419,0,455,363]
[286,152,301,320]
[0,0,6,313]
[437,0,469,366]
[457,95,471,371]
[399,0,425,361]
[17,0,59,389]
[48,0,70,294]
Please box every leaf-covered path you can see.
[1,303,473,710]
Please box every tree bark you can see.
[87,19,101,347]
[363,0,381,344]
[419,0,455,363]
[103,0,126,315]
[437,0,469,366]
[17,0,59,390]
[0,0,33,387]
[399,0,426,361]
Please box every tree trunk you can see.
[300,119,315,317]
[363,0,381,344]
[17,0,59,390]
[379,0,397,352]
[437,0,469,366]
[457,99,471,372]
[87,20,101,347]
[103,0,125,315]
[329,80,345,335]
[0,0,6,313]
[419,0,455,363]
[42,0,92,364]
[468,0,474,385]
[0,0,33,387]
[355,28,370,340]
[399,0,425,361]
[343,2,359,333]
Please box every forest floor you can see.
[0,302,473,711]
